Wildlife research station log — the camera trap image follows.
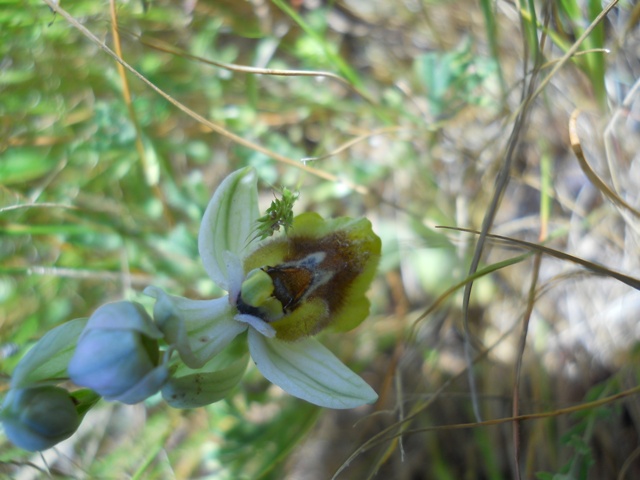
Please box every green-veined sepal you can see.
[247,330,378,409]
[145,286,246,369]
[162,351,249,408]
[198,167,259,292]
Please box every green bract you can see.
[146,167,380,409]
[10,318,87,389]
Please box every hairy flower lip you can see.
[242,213,381,341]
[261,251,328,314]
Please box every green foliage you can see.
[414,39,500,117]
[220,400,321,479]
[556,0,607,108]
[535,381,619,480]
[0,148,58,184]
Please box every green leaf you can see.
[0,148,57,185]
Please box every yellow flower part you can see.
[241,212,381,341]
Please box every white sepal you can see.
[247,330,378,409]
[198,167,259,291]
[145,286,246,369]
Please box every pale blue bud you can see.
[68,301,169,404]
[1,386,81,452]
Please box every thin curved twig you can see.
[569,109,640,218]
[134,34,378,106]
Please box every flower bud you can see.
[68,301,169,404]
[1,386,81,452]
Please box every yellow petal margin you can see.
[243,212,381,341]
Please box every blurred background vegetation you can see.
[2,0,640,478]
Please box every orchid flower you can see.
[145,167,380,409]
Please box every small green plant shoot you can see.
[251,187,299,243]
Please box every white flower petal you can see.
[235,314,276,338]
[248,330,378,409]
[198,167,259,290]
[145,286,246,369]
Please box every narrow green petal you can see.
[198,167,259,290]
[248,330,378,409]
